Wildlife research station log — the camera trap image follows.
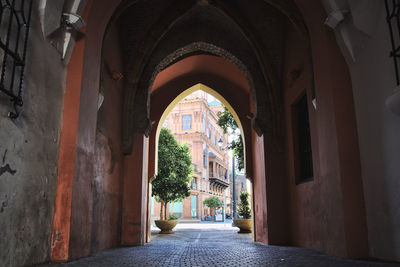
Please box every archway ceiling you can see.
[116,0,306,153]
[151,55,249,94]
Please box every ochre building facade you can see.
[151,90,231,221]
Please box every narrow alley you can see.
[39,223,398,267]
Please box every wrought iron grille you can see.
[385,0,400,86]
[0,0,33,118]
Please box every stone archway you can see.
[148,83,251,241]
[50,0,368,262]
[145,52,283,246]
[152,83,248,179]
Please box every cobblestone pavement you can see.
[40,227,399,267]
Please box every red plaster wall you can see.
[263,131,290,245]
[283,0,368,257]
[283,18,347,257]
[91,21,124,253]
[51,0,94,261]
[52,0,124,261]
[121,134,148,246]
[152,55,249,94]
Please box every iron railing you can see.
[0,0,33,118]
[385,0,400,86]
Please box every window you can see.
[191,195,197,218]
[203,149,208,168]
[201,117,206,133]
[293,93,314,184]
[182,115,192,130]
[191,178,197,190]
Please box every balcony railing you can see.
[209,172,227,180]
[209,177,229,188]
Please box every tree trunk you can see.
[164,202,168,220]
[160,202,164,220]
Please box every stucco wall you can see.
[324,1,400,261]
[91,21,124,253]
[283,0,369,257]
[0,3,66,266]
[283,22,347,257]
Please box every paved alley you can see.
[39,222,399,267]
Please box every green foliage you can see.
[217,107,238,134]
[217,107,244,170]
[152,175,191,204]
[230,136,244,170]
[203,196,222,208]
[168,214,178,220]
[238,192,251,219]
[152,128,193,219]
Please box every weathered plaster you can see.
[324,1,400,261]
[0,2,66,266]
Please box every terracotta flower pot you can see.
[155,220,178,234]
[233,218,252,233]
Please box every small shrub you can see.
[238,192,251,219]
[169,214,178,220]
[203,196,222,208]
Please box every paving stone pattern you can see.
[40,229,399,267]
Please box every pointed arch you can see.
[154,83,247,176]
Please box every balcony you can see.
[209,172,228,181]
[209,177,229,189]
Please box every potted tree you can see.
[233,192,252,233]
[203,196,222,221]
[152,128,192,234]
